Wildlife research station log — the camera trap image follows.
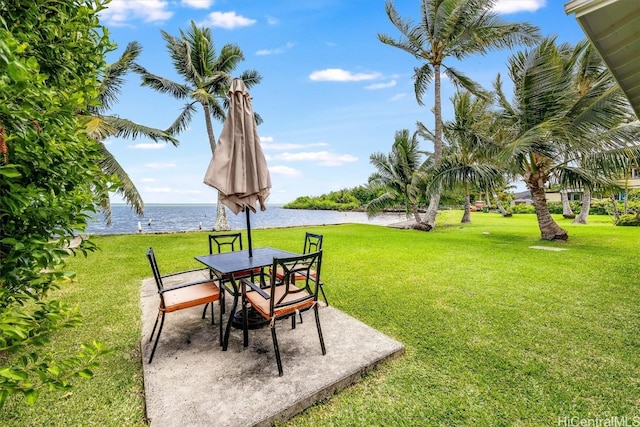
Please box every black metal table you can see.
[195,247,298,350]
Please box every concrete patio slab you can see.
[140,271,405,427]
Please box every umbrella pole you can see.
[246,208,253,258]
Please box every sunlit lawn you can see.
[2,211,639,426]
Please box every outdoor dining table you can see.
[195,247,299,350]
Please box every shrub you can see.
[0,0,114,408]
[510,204,536,214]
[615,214,640,226]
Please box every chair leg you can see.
[314,304,326,356]
[271,325,283,376]
[202,303,209,319]
[149,312,160,343]
[211,303,222,325]
[148,313,166,364]
[219,296,224,347]
[319,283,329,306]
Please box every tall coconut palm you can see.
[429,90,505,223]
[378,0,540,229]
[79,41,178,224]
[367,129,430,224]
[134,21,262,230]
[495,37,640,240]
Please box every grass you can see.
[2,211,640,426]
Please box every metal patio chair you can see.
[205,233,263,341]
[242,251,326,376]
[273,232,328,306]
[146,247,221,363]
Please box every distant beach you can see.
[85,204,410,235]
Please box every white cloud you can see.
[275,151,358,167]
[262,142,328,150]
[366,80,397,90]
[260,136,274,143]
[201,11,256,29]
[99,0,172,26]
[256,42,294,56]
[128,143,167,150]
[492,0,546,14]
[266,16,279,25]
[181,0,214,8]
[145,162,177,169]
[309,68,381,82]
[269,165,301,177]
[390,93,407,102]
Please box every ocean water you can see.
[85,204,409,235]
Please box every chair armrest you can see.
[161,278,217,293]
[161,267,207,280]
[241,278,270,299]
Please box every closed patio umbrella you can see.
[203,78,271,257]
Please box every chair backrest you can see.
[147,248,169,308]
[303,232,323,254]
[209,233,243,255]
[269,251,322,313]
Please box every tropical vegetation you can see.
[134,20,262,231]
[378,0,540,228]
[494,37,640,240]
[3,215,640,425]
[83,41,178,223]
[428,91,506,223]
[0,0,114,408]
[366,129,430,223]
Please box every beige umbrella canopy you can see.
[204,78,271,256]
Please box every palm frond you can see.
[103,116,179,145]
[133,63,191,100]
[98,41,143,112]
[165,102,198,136]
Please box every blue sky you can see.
[99,0,587,205]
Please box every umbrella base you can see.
[231,307,269,330]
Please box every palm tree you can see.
[366,129,430,224]
[79,41,178,224]
[378,0,540,229]
[134,21,262,230]
[495,37,640,240]
[429,90,505,223]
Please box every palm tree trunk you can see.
[492,191,508,216]
[412,204,422,223]
[461,195,471,223]
[530,185,568,240]
[561,190,574,218]
[203,103,230,230]
[610,194,621,222]
[485,190,492,209]
[214,194,230,231]
[424,63,443,228]
[573,188,591,224]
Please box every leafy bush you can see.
[0,0,114,408]
[615,214,640,226]
[510,204,536,214]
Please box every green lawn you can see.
[2,211,639,426]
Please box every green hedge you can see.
[616,214,640,226]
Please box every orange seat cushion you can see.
[162,281,220,313]
[272,266,317,281]
[245,283,314,320]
